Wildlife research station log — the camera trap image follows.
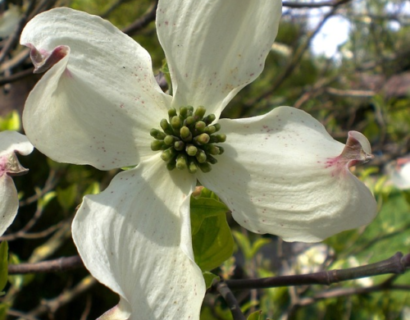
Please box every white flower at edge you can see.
[0,5,20,38]
[20,2,377,319]
[0,131,33,236]
[386,156,410,189]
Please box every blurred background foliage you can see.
[0,0,410,319]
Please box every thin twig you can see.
[0,68,34,85]
[16,276,96,320]
[122,0,158,36]
[214,281,246,320]
[8,255,84,274]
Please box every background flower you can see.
[0,131,33,236]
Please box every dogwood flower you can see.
[0,131,33,235]
[21,1,377,319]
[386,156,410,189]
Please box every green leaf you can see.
[84,181,100,196]
[0,111,20,131]
[191,189,234,271]
[57,184,78,210]
[0,303,9,320]
[232,231,270,260]
[0,242,8,291]
[232,231,252,259]
[203,271,219,289]
[247,310,263,320]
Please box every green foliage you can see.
[247,310,263,320]
[0,303,9,320]
[203,271,219,289]
[191,188,234,271]
[0,111,20,131]
[0,242,8,292]
[232,231,270,260]
[56,184,78,211]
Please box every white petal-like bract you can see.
[157,0,282,119]
[73,155,205,319]
[21,8,171,170]
[198,107,377,242]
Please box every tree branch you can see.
[224,252,410,290]
[283,0,350,8]
[214,281,246,320]
[122,0,158,36]
[8,255,84,274]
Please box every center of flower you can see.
[150,106,226,173]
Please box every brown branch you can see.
[224,252,409,290]
[214,281,246,320]
[0,68,34,85]
[122,0,158,36]
[8,255,84,274]
[283,0,350,8]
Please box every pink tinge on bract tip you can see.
[325,131,373,175]
[26,43,69,74]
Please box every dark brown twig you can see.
[225,252,409,290]
[214,281,246,320]
[122,0,158,36]
[283,0,350,8]
[8,255,84,274]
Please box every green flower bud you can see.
[203,114,216,125]
[195,121,206,132]
[198,162,212,173]
[161,148,176,163]
[171,116,182,131]
[164,135,176,146]
[176,154,188,170]
[194,133,210,145]
[180,126,192,141]
[167,161,176,171]
[196,149,207,163]
[188,159,198,173]
[174,141,185,151]
[150,129,166,140]
[194,106,206,120]
[151,140,165,151]
[168,108,177,120]
[160,119,174,135]
[186,144,198,156]
[207,155,217,164]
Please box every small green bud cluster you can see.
[150,106,226,173]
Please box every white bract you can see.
[386,156,410,189]
[21,2,377,319]
[0,131,33,236]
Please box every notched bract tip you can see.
[2,152,29,177]
[26,43,69,74]
[343,131,373,166]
